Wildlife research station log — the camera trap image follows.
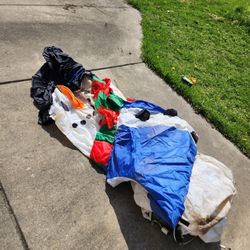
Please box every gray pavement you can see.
[0,1,249,250]
[0,183,24,250]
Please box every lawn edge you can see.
[128,0,250,158]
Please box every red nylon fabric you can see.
[91,78,112,99]
[126,97,136,102]
[90,140,113,166]
[98,105,119,129]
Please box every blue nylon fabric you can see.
[123,100,165,113]
[68,68,84,85]
[107,124,197,228]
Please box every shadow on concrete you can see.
[88,161,221,250]
[31,100,76,150]
[105,182,221,250]
[41,125,221,250]
[42,123,77,151]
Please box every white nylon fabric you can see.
[48,80,125,157]
[182,154,235,237]
[118,108,194,133]
[49,88,100,157]
[199,218,227,243]
[131,182,152,211]
[130,153,236,242]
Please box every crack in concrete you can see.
[0,3,129,9]
[0,78,31,86]
[90,61,143,71]
[0,61,143,86]
[0,181,30,250]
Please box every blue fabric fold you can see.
[107,124,197,228]
[123,100,165,113]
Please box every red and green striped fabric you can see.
[89,77,124,168]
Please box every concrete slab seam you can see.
[0,181,30,250]
[0,61,144,86]
[0,3,130,9]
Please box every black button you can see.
[135,109,150,121]
[72,123,78,128]
[86,114,91,119]
[164,109,178,116]
[80,120,86,125]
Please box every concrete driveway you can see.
[0,1,249,249]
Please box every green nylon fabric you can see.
[95,125,117,144]
[107,93,124,111]
[92,75,105,83]
[95,91,124,111]
[93,79,124,147]
[95,91,108,109]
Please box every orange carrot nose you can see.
[57,85,84,109]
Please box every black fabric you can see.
[179,218,190,227]
[42,46,92,91]
[164,108,178,117]
[151,213,195,244]
[38,109,54,126]
[191,131,199,144]
[31,46,93,125]
[31,64,55,110]
[135,109,150,121]
[151,212,172,232]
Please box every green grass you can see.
[129,0,250,157]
